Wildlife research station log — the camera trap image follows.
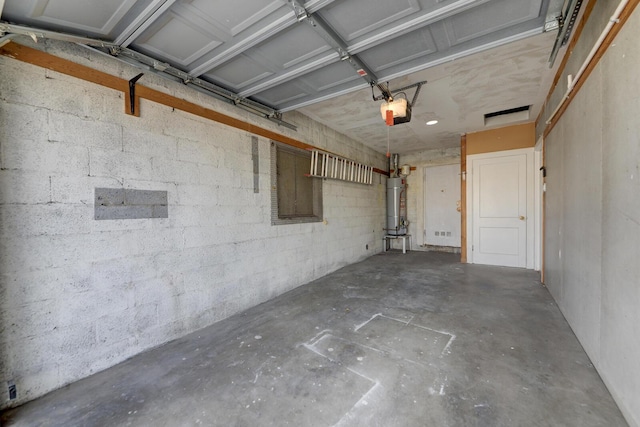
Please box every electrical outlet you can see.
[8,381,17,400]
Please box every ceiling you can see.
[0,0,565,154]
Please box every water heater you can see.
[386,177,408,235]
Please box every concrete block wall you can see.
[0,38,387,408]
[542,5,640,426]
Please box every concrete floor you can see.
[1,252,627,426]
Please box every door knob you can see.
[519,215,525,220]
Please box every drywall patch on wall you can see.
[95,188,168,220]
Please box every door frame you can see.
[465,147,535,268]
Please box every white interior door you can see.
[468,149,533,268]
[424,164,461,247]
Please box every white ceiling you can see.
[299,30,559,154]
[0,0,564,154]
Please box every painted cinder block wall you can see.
[0,38,387,408]
[542,3,640,426]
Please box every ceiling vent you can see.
[484,105,530,127]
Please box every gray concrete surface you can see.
[0,252,627,426]
[542,5,640,425]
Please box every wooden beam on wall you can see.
[545,0,597,103]
[0,41,126,90]
[0,41,389,177]
[542,0,640,138]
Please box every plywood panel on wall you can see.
[467,123,535,155]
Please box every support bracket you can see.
[127,73,144,116]
[372,81,427,103]
[0,22,297,129]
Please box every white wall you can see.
[542,4,640,426]
[0,38,387,408]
